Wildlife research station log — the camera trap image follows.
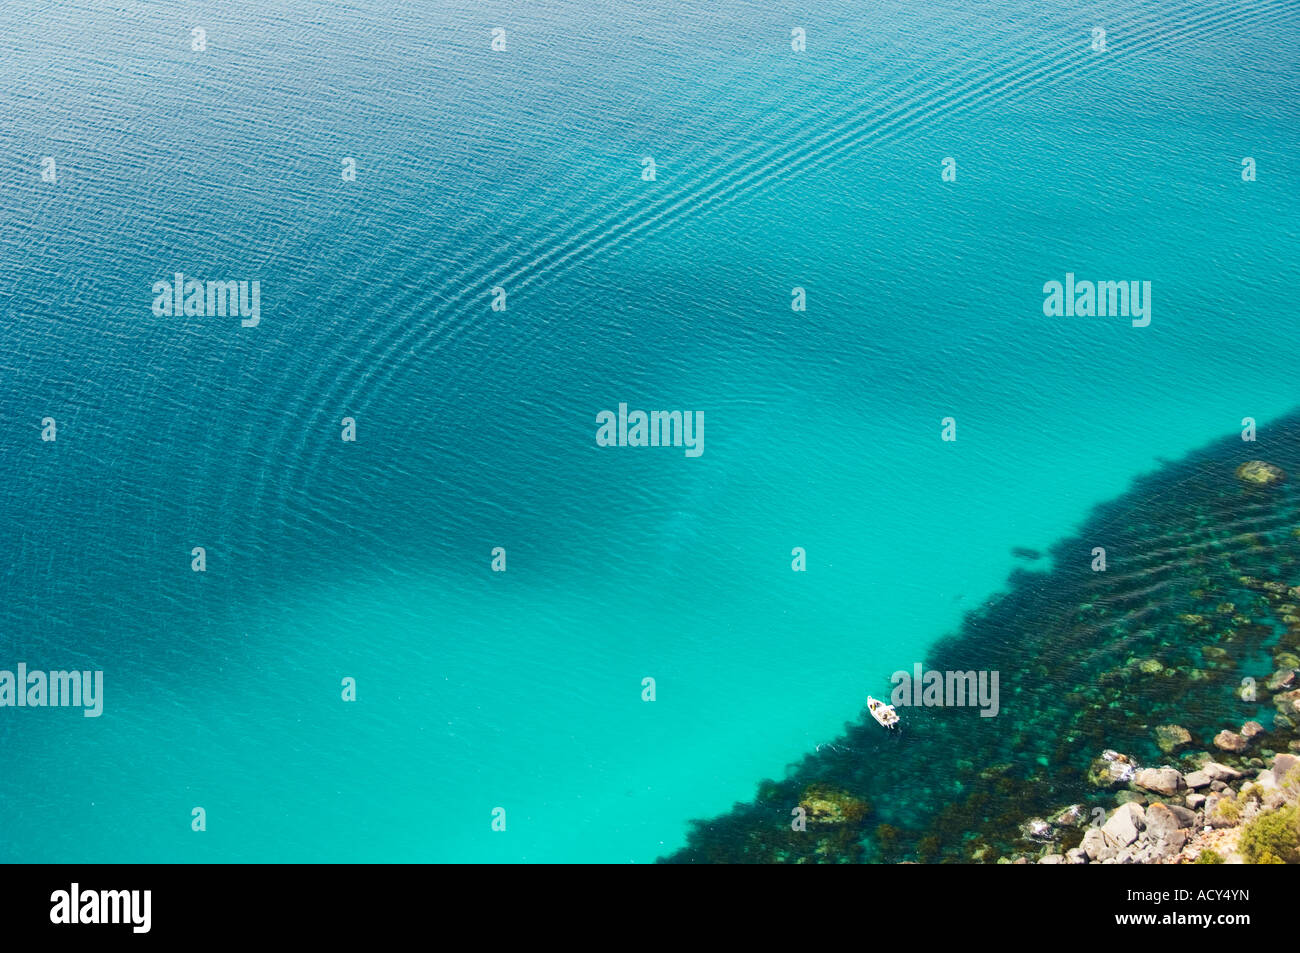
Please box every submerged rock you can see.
[798,785,870,826]
[1154,724,1191,754]
[1050,803,1088,828]
[1021,818,1056,841]
[1235,460,1286,487]
[1214,729,1249,753]
[1088,750,1138,788]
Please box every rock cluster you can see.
[1025,752,1299,864]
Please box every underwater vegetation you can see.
[663,420,1300,863]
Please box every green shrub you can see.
[1239,803,1300,865]
[1212,795,1242,823]
[1194,850,1224,864]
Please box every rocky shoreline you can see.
[1020,746,1299,864]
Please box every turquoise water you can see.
[1,0,1298,862]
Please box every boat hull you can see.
[867,695,899,728]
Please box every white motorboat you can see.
[867,695,900,729]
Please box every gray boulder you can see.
[1200,762,1243,781]
[1273,753,1299,780]
[1144,802,1181,838]
[1164,803,1198,828]
[1101,802,1145,848]
[1081,827,1112,861]
[1135,767,1185,796]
